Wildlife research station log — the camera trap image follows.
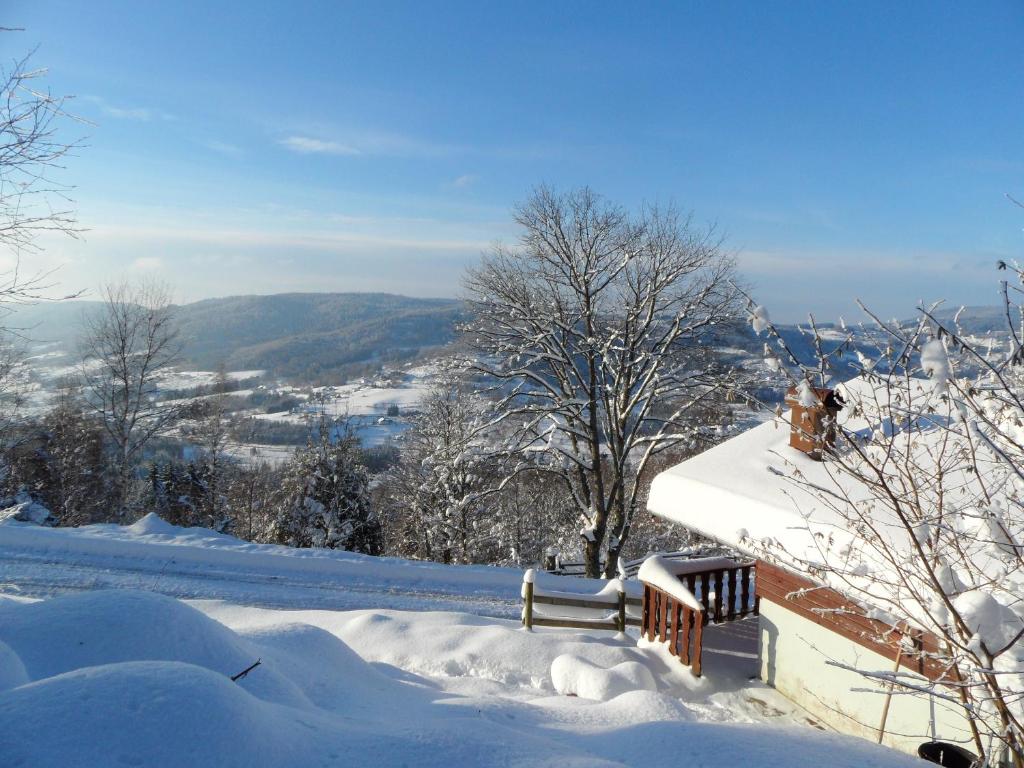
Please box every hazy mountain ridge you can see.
[13,297,1011,384]
[14,293,466,381]
[175,293,465,378]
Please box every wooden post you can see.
[685,574,697,600]
[713,569,725,623]
[659,593,670,642]
[727,567,738,620]
[741,565,752,617]
[700,572,711,614]
[617,585,627,633]
[642,585,652,640]
[523,579,534,631]
[692,611,704,677]
[669,601,681,656]
[876,644,904,743]
[680,607,691,665]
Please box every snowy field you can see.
[0,518,918,767]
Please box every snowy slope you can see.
[0,588,919,768]
[0,514,613,616]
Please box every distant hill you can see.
[926,305,1008,335]
[176,293,465,379]
[6,301,105,349]
[12,293,465,381]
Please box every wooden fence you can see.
[522,558,759,677]
[521,574,642,633]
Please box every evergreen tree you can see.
[6,387,107,526]
[271,424,381,553]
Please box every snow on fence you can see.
[638,556,759,677]
[521,570,643,633]
[541,547,736,579]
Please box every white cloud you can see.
[450,174,477,189]
[279,136,361,156]
[129,256,164,271]
[91,223,487,254]
[81,96,174,122]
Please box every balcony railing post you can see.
[693,612,704,677]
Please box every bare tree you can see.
[744,266,1024,767]
[193,365,231,530]
[81,282,181,519]
[0,40,83,445]
[0,42,83,303]
[227,461,276,542]
[463,186,740,577]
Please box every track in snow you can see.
[0,548,520,619]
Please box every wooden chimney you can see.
[784,386,843,460]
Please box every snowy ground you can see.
[0,514,613,616]
[0,518,918,767]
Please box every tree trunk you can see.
[583,535,602,579]
[603,545,621,580]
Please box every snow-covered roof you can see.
[648,375,1024,632]
[648,403,831,565]
[648,377,965,573]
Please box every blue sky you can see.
[7,1,1024,320]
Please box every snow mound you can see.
[335,610,645,690]
[0,589,923,767]
[0,590,310,708]
[0,491,56,526]
[236,621,421,712]
[551,654,658,701]
[126,511,180,536]
[0,662,328,768]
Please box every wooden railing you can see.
[521,572,642,632]
[681,561,759,625]
[541,547,736,579]
[638,557,759,677]
[641,582,705,676]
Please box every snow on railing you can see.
[540,546,736,579]
[640,555,759,624]
[521,569,642,633]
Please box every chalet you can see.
[644,380,977,757]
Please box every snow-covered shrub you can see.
[743,261,1024,766]
[270,425,381,554]
[0,490,56,526]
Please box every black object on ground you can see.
[917,741,978,768]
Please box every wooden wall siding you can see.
[755,560,950,682]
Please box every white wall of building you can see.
[758,599,975,756]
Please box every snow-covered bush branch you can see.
[744,263,1024,766]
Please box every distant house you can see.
[646,380,975,755]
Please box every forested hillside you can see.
[176,293,465,379]
[16,293,466,381]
